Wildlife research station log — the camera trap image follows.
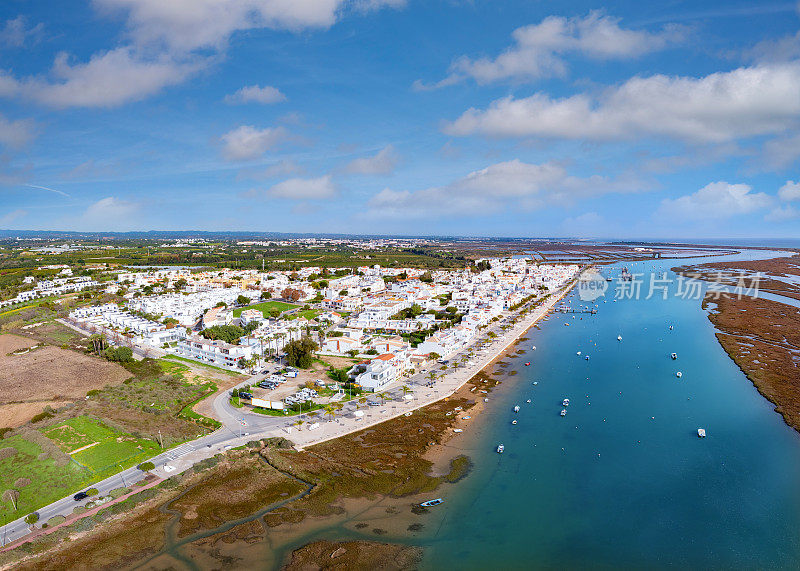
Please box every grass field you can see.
[161,354,242,375]
[286,309,322,321]
[42,416,160,474]
[0,434,89,523]
[232,300,296,318]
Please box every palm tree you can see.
[323,404,336,422]
[401,384,412,399]
[357,396,368,409]
[378,391,391,404]
[292,419,305,431]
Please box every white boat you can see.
[496,444,505,453]
[532,345,536,350]
[669,325,674,330]
[560,409,567,416]
[617,335,623,341]
[676,371,683,378]
[453,428,463,433]
[562,398,570,406]
[577,351,582,356]
[671,352,678,360]
[533,381,538,385]
[511,420,517,425]
[697,428,706,438]
[526,399,531,403]
[513,405,520,413]
[585,355,590,360]
[420,498,443,507]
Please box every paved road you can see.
[1,281,578,548]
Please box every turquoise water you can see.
[422,252,800,569]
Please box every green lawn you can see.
[42,416,160,474]
[232,300,296,318]
[161,355,243,375]
[286,309,322,321]
[0,435,88,523]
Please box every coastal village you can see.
[63,258,578,406]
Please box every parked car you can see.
[73,491,89,501]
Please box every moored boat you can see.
[420,498,444,507]
[513,405,521,413]
[697,428,706,438]
[560,409,567,416]
[676,371,683,378]
[671,352,678,360]
[496,444,505,453]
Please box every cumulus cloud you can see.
[444,63,800,144]
[221,125,289,161]
[656,182,772,220]
[343,145,399,175]
[95,0,405,52]
[416,12,683,88]
[0,16,43,48]
[264,175,336,199]
[225,84,286,104]
[0,47,200,108]
[366,159,642,218]
[778,180,800,201]
[0,114,37,149]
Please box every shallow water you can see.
[421,250,800,569]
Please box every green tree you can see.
[284,337,319,369]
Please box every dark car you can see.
[73,491,89,501]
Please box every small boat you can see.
[531,345,536,350]
[562,398,570,406]
[669,325,674,330]
[671,352,677,360]
[453,428,463,433]
[585,355,590,360]
[526,399,531,403]
[511,420,518,425]
[560,409,567,416]
[577,351,582,356]
[697,428,706,438]
[496,444,505,453]
[513,405,520,413]
[617,335,623,341]
[420,498,444,507]
[533,381,538,385]
[676,371,683,378]
[525,362,530,366]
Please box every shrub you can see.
[138,461,155,472]
[24,513,39,525]
[47,515,66,526]
[86,488,99,497]
[0,447,18,459]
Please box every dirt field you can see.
[0,401,65,428]
[0,344,131,402]
[0,333,37,353]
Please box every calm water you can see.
[422,251,800,569]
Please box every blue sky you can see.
[0,0,799,238]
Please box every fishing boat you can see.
[676,371,683,378]
[512,420,518,425]
[533,381,538,385]
[525,362,530,366]
[531,345,536,350]
[669,325,674,330]
[585,355,590,360]
[671,352,678,360]
[697,428,706,438]
[577,351,582,356]
[617,335,623,341]
[562,398,570,406]
[496,444,505,453]
[420,498,444,507]
[513,405,521,413]
[526,399,531,403]
[560,409,567,416]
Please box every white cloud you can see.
[0,16,44,48]
[221,125,289,161]
[656,182,772,220]
[765,204,800,221]
[778,180,800,201]
[418,12,682,88]
[762,134,800,170]
[0,47,200,108]
[0,209,27,227]
[343,145,399,175]
[79,196,141,229]
[367,159,642,218]
[265,175,336,199]
[225,84,286,104]
[444,63,800,144]
[95,0,405,52]
[0,113,36,149]
[747,31,800,63]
